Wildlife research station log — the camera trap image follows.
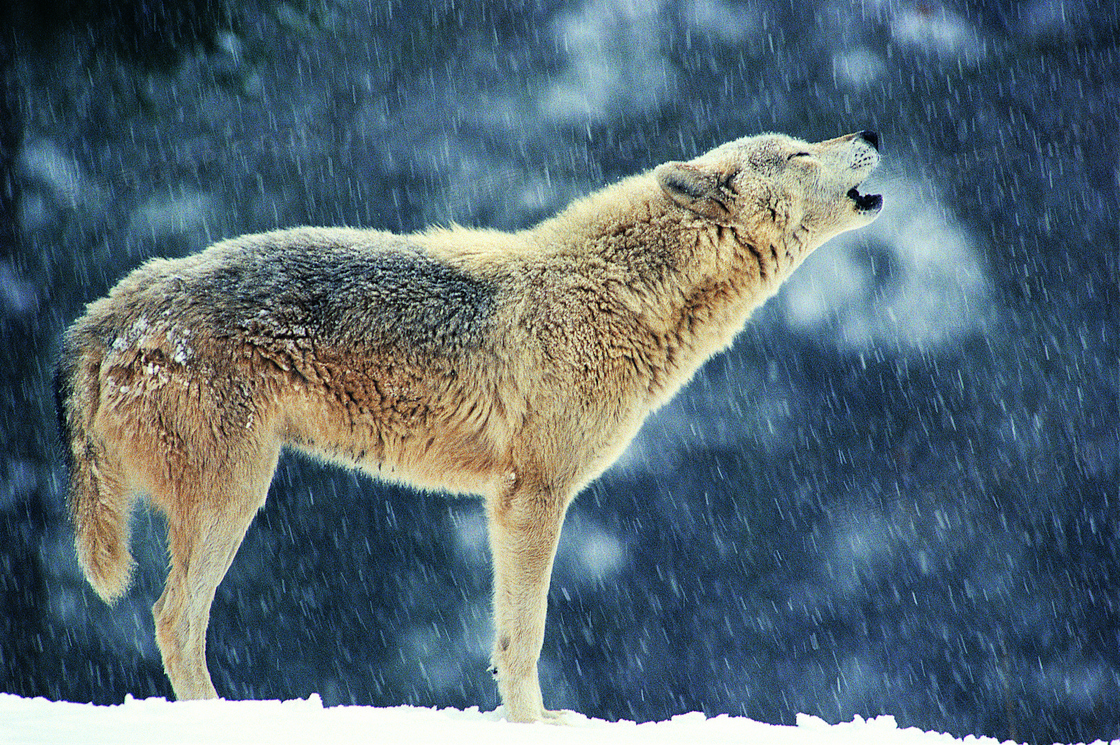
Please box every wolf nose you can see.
[858,130,880,150]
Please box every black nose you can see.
[859,130,880,150]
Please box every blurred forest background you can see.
[1,0,1117,742]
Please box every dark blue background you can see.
[2,1,1117,742]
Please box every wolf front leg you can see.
[486,470,572,723]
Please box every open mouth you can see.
[848,186,883,212]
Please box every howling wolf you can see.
[57,131,882,722]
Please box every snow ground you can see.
[3,693,1078,745]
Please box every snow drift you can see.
[3,693,1073,745]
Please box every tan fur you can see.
[57,132,882,721]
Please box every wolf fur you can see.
[57,131,882,722]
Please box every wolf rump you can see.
[57,131,882,722]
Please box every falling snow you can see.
[2,1,1117,744]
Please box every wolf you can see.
[56,131,882,722]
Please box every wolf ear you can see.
[655,162,734,224]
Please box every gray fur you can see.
[145,230,499,357]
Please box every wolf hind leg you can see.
[152,465,274,700]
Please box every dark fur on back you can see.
[106,231,502,362]
[204,238,499,354]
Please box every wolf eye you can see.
[787,151,812,160]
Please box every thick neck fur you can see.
[530,172,808,407]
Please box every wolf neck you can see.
[537,173,793,406]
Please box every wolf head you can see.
[656,131,883,249]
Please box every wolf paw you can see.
[540,709,590,726]
[492,706,589,726]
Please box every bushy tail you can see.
[56,324,136,604]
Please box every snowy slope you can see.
[2,693,1048,745]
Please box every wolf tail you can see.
[56,319,136,604]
